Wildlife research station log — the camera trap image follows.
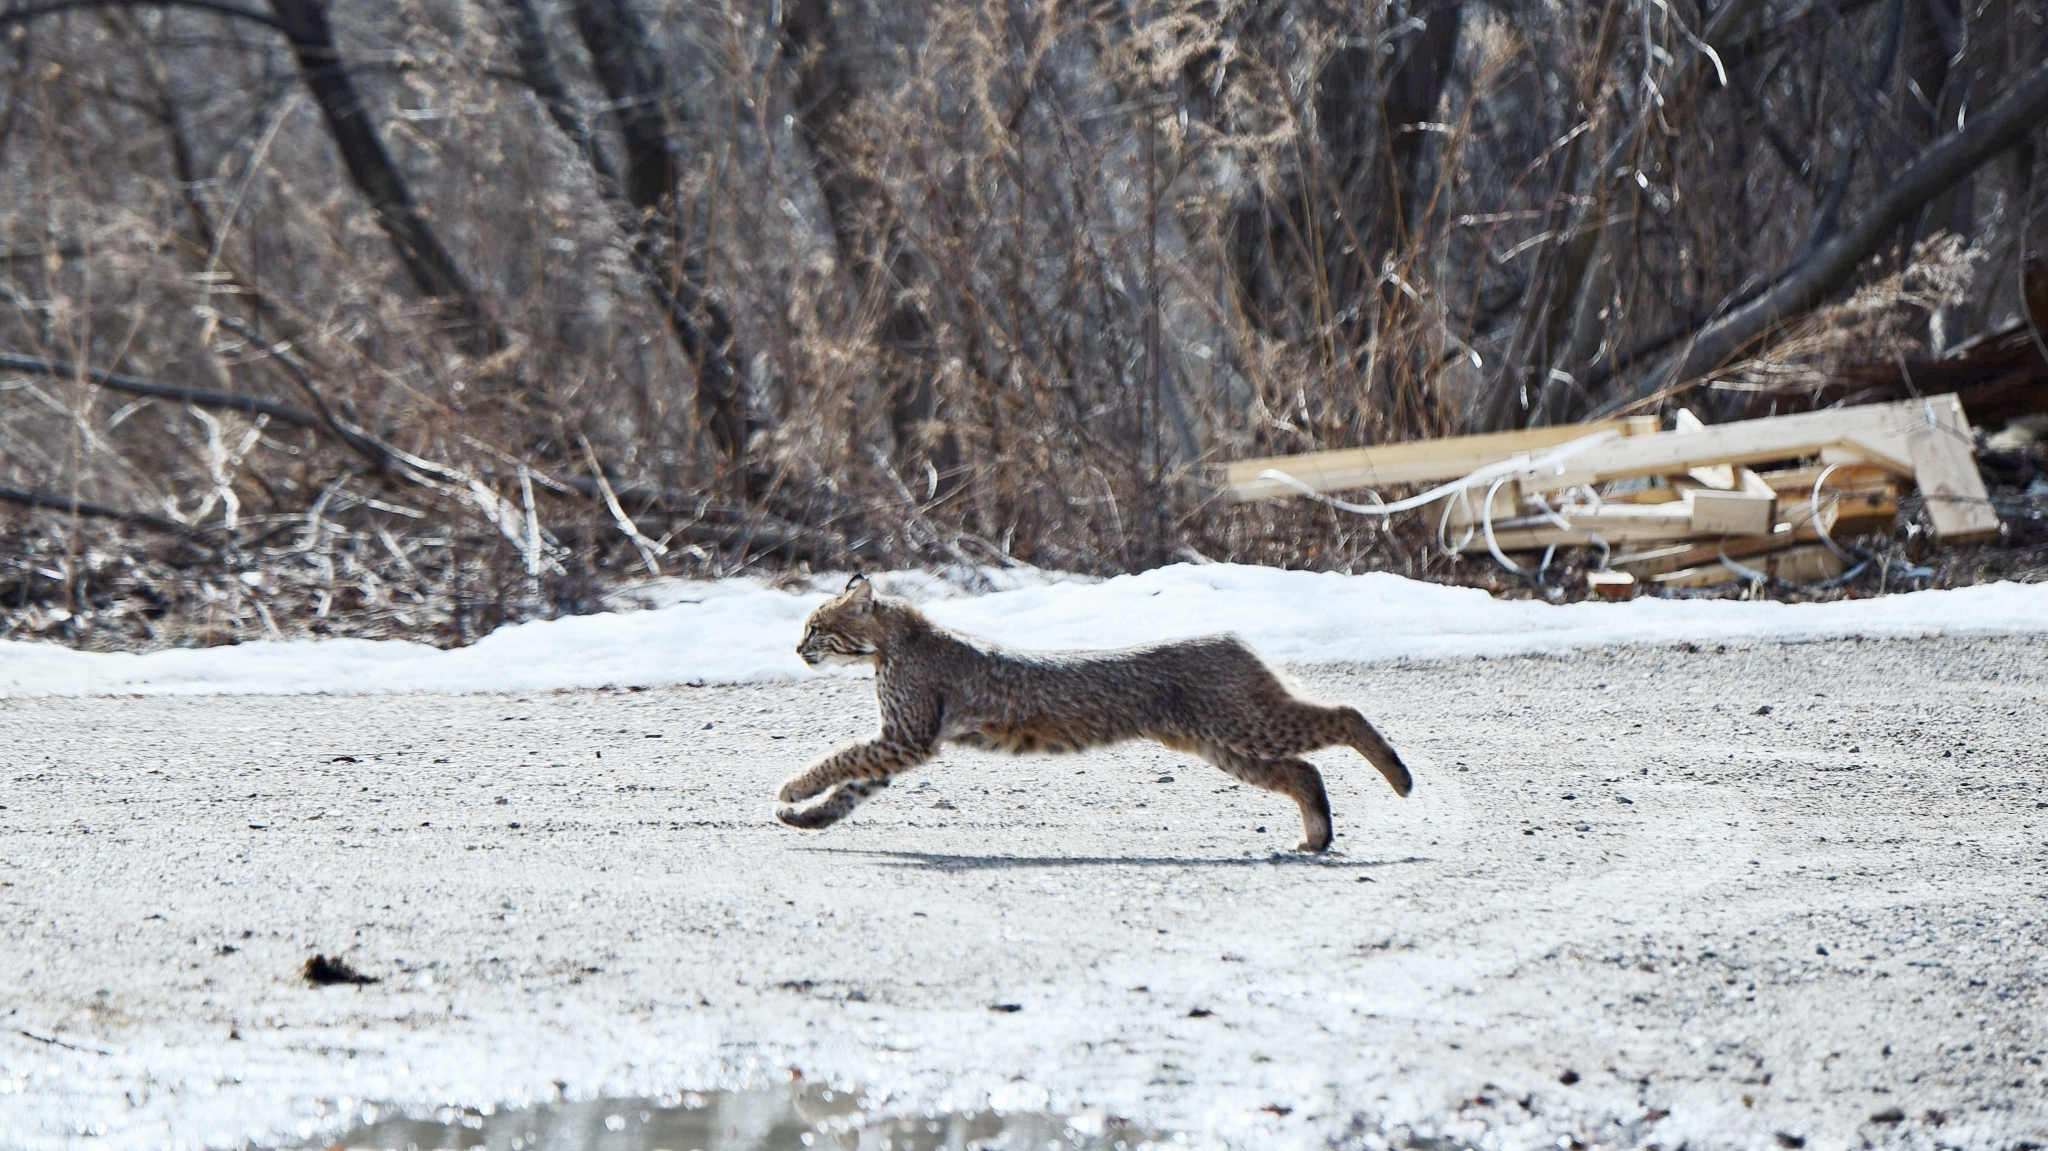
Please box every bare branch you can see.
[0,0,283,32]
[0,484,194,534]
[0,352,319,427]
[1601,55,2048,415]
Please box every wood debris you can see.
[1227,396,1999,589]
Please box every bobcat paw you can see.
[1295,837,1332,854]
[776,802,844,830]
[777,778,824,804]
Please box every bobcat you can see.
[775,575,1412,851]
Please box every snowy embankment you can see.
[1,563,2044,697]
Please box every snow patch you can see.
[1,563,2043,697]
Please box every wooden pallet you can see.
[1227,397,1998,557]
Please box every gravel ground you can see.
[2,635,2044,1151]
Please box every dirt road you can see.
[2,635,2044,1150]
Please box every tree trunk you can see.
[779,0,952,472]
[1486,0,1766,429]
[565,0,751,463]
[1218,1,1461,442]
[1599,54,2048,415]
[265,0,503,360]
[500,0,618,193]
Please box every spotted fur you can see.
[777,575,1412,851]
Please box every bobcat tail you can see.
[1344,707,1413,797]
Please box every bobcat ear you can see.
[844,574,873,607]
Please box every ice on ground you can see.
[1,563,2043,697]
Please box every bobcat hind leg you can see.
[1198,744,1333,853]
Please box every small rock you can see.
[1558,1069,1580,1085]
[989,1003,1022,1013]
[1869,1107,1905,1124]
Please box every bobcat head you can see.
[797,575,889,666]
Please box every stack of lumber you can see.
[1225,396,2000,592]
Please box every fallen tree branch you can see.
[201,312,428,475]
[1598,55,2048,416]
[3,346,479,492]
[0,352,319,427]
[0,485,195,534]
[575,433,665,575]
[0,356,875,563]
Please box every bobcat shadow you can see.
[804,848,1430,873]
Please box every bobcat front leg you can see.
[775,778,891,830]
[774,734,934,831]
[776,735,932,804]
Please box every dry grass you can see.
[0,0,2043,650]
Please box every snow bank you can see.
[1,564,2043,697]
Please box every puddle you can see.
[313,1084,1167,1151]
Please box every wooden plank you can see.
[1587,570,1636,599]
[1650,544,1845,589]
[1906,393,2001,542]
[1755,462,1894,495]
[1689,489,1776,535]
[1577,502,1696,528]
[1225,416,1658,502]
[1829,491,1899,537]
[1611,532,1813,578]
[1465,486,1776,552]
[1471,525,1700,550]
[1769,485,1893,538]
[1465,501,1699,550]
[1737,467,1777,500]
[1673,408,1736,489]
[1527,400,1920,493]
[1831,434,1916,476]
[1749,463,1898,538]
[1603,484,1687,504]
